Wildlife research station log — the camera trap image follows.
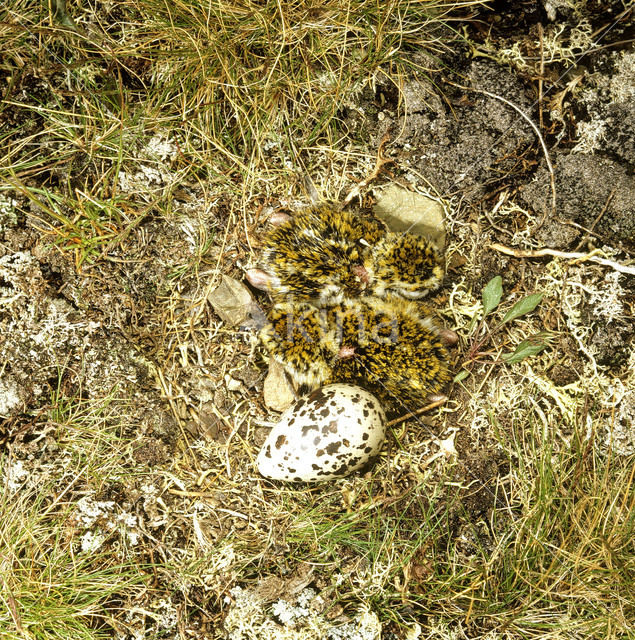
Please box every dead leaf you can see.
[208,275,257,326]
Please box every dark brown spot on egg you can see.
[326,442,342,455]
[302,424,319,435]
[275,435,288,449]
[308,387,330,408]
[322,420,339,434]
[362,433,369,441]
[317,449,325,457]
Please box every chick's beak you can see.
[337,345,356,360]
[246,268,275,291]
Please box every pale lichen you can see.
[223,586,381,640]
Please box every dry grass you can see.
[0,389,147,638]
[1,1,633,638]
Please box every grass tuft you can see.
[0,483,146,639]
[1,389,148,639]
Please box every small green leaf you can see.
[482,276,503,317]
[501,293,543,324]
[502,332,552,364]
[453,369,470,383]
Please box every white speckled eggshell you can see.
[257,384,386,482]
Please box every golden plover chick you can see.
[327,296,452,409]
[260,296,452,410]
[253,205,387,305]
[259,302,337,388]
[369,232,444,300]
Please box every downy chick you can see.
[328,296,451,409]
[260,296,452,410]
[259,301,337,388]
[251,205,386,305]
[369,232,444,300]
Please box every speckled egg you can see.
[257,384,386,482]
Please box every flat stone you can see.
[263,358,295,412]
[373,184,446,249]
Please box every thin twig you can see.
[483,191,513,237]
[538,23,544,132]
[573,189,615,252]
[558,218,605,243]
[0,575,24,635]
[343,133,395,206]
[386,397,447,428]
[490,243,635,275]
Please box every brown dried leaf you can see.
[208,275,256,326]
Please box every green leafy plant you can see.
[455,276,551,381]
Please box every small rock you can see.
[224,375,242,391]
[373,184,446,249]
[263,359,295,412]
